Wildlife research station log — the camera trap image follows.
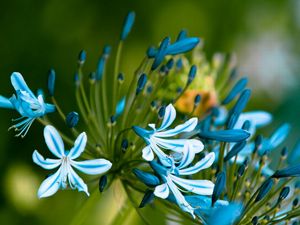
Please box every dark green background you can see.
[0,0,299,224]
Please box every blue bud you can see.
[146,85,153,94]
[74,73,80,86]
[151,37,170,71]
[176,30,187,41]
[222,77,248,105]
[117,73,124,83]
[139,190,155,208]
[110,115,116,124]
[226,112,238,129]
[78,50,86,64]
[176,87,183,94]
[133,168,160,187]
[293,198,299,207]
[150,100,157,110]
[230,89,251,116]
[158,106,166,119]
[176,58,183,70]
[120,11,135,41]
[187,65,197,84]
[281,147,288,158]
[99,175,107,192]
[198,129,250,143]
[224,141,247,162]
[121,139,129,152]
[102,45,111,57]
[146,46,157,58]
[254,135,263,153]
[237,164,246,177]
[89,72,96,82]
[166,58,174,70]
[47,69,55,96]
[66,111,79,128]
[116,97,126,118]
[242,120,251,131]
[212,171,226,206]
[277,186,290,203]
[136,73,147,95]
[194,94,201,106]
[166,37,200,55]
[272,164,300,178]
[255,178,274,202]
[96,57,105,80]
[159,65,168,75]
[251,216,258,225]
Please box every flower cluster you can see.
[1,11,300,225]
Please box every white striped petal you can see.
[32,150,61,170]
[68,132,87,159]
[37,168,62,198]
[68,167,89,196]
[157,117,198,137]
[158,104,176,131]
[44,125,65,158]
[154,183,170,199]
[179,152,215,175]
[71,158,112,175]
[170,175,214,195]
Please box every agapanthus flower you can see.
[133,104,203,167]
[32,125,112,198]
[149,146,215,218]
[0,72,55,137]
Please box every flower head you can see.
[133,104,203,166]
[32,125,112,198]
[149,146,215,218]
[0,72,55,137]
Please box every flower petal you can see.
[32,150,61,170]
[157,117,198,137]
[72,158,112,175]
[10,72,35,98]
[0,95,13,109]
[37,168,62,198]
[154,183,170,199]
[142,145,155,161]
[179,152,215,175]
[44,125,65,158]
[68,167,89,196]
[177,143,195,169]
[68,132,87,159]
[158,104,176,131]
[170,175,214,195]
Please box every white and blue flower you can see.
[150,145,215,217]
[32,125,112,198]
[133,104,203,167]
[0,72,55,137]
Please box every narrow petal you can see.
[72,158,112,175]
[68,132,87,159]
[37,168,62,198]
[44,125,65,158]
[142,145,155,161]
[177,143,196,169]
[179,152,215,175]
[32,150,61,170]
[10,72,35,98]
[157,117,198,137]
[171,175,214,195]
[0,95,13,109]
[154,183,170,199]
[68,167,89,196]
[158,104,176,131]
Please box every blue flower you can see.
[150,148,215,218]
[133,104,203,166]
[0,72,55,137]
[32,125,112,198]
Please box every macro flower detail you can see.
[133,104,203,166]
[32,125,112,198]
[150,148,215,218]
[0,72,55,137]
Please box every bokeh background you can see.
[0,0,299,224]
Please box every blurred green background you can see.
[0,0,300,224]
